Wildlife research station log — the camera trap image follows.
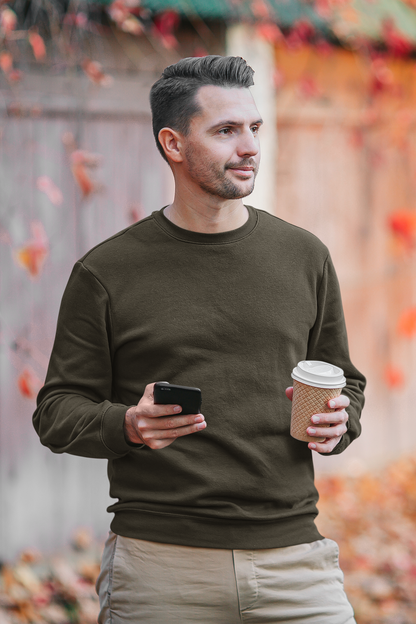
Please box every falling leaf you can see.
[71,162,94,197]
[28,31,46,61]
[387,209,416,250]
[70,150,102,198]
[384,365,405,388]
[36,176,63,206]
[0,50,13,73]
[152,11,179,49]
[397,307,416,338]
[81,59,113,87]
[397,309,416,341]
[17,368,42,399]
[0,6,17,34]
[14,221,49,278]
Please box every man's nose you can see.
[237,128,259,157]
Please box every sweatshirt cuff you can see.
[101,404,134,456]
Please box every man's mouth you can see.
[227,163,256,177]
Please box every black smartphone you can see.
[153,382,202,415]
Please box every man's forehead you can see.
[194,84,260,123]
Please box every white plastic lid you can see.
[291,360,346,388]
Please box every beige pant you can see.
[97,531,356,624]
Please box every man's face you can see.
[181,85,262,200]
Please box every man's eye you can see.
[251,125,259,134]
[219,128,232,135]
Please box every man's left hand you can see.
[285,387,350,454]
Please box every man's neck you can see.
[164,196,249,234]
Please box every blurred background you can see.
[1,0,416,622]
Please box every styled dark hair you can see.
[150,55,255,162]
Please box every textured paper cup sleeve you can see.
[290,380,342,443]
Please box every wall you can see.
[0,72,173,559]
[272,45,416,474]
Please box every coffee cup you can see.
[290,360,346,443]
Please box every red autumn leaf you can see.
[36,176,63,206]
[387,209,416,250]
[15,222,49,278]
[397,307,416,338]
[28,31,46,61]
[70,150,102,198]
[81,59,113,87]
[256,22,283,44]
[383,18,413,57]
[152,11,179,49]
[17,369,42,399]
[384,365,405,388]
[292,19,315,43]
[0,50,13,73]
[71,162,94,197]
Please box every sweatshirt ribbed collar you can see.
[152,205,258,245]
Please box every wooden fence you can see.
[0,73,172,559]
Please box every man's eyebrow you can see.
[209,118,264,130]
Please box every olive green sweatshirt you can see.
[33,206,365,549]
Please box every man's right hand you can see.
[124,382,207,450]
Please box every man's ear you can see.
[158,128,184,164]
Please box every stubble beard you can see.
[185,145,258,200]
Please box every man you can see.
[34,55,365,623]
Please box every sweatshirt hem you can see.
[110,509,323,550]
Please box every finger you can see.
[143,382,158,400]
[140,402,183,418]
[148,413,205,430]
[310,410,348,426]
[306,423,347,440]
[143,420,207,444]
[143,381,171,402]
[308,436,341,454]
[285,387,293,401]
[327,394,350,410]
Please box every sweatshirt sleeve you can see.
[306,252,366,456]
[33,261,133,459]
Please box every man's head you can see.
[150,55,255,163]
